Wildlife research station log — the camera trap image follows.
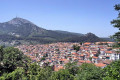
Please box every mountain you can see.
[60,33,104,42]
[0,17,46,37]
[0,17,105,45]
[54,30,84,36]
[101,37,115,42]
[0,17,83,38]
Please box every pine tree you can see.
[111,4,120,41]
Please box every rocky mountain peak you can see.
[85,32,96,36]
[8,17,34,25]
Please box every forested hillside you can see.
[0,18,105,46]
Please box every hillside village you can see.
[16,42,120,71]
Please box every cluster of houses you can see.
[16,42,120,71]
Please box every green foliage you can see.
[2,47,28,72]
[112,42,120,48]
[75,63,103,80]
[80,42,83,45]
[61,33,104,43]
[27,63,53,80]
[89,57,92,61]
[115,4,120,11]
[0,46,30,75]
[65,62,79,76]
[0,68,27,80]
[95,49,100,57]
[0,73,8,80]
[37,66,53,80]
[6,68,27,80]
[0,46,4,62]
[73,45,80,51]
[111,4,120,41]
[103,60,120,80]
[41,57,46,61]
[27,63,41,80]
[50,69,74,80]
[27,63,41,75]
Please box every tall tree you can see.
[111,4,120,41]
[2,47,29,72]
[72,45,80,52]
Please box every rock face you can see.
[8,17,33,25]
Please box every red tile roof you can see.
[95,63,106,67]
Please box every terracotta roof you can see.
[60,59,68,61]
[84,42,91,45]
[95,63,106,67]
[80,54,84,57]
[105,51,113,54]
[72,53,77,55]
[103,60,113,64]
[107,42,114,44]
[79,60,85,63]
[92,56,98,59]
[85,60,91,63]
[54,65,64,71]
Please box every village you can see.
[16,42,120,71]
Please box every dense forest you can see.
[0,46,120,80]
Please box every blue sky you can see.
[0,0,120,37]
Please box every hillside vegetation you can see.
[0,17,106,46]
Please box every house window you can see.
[106,57,110,59]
